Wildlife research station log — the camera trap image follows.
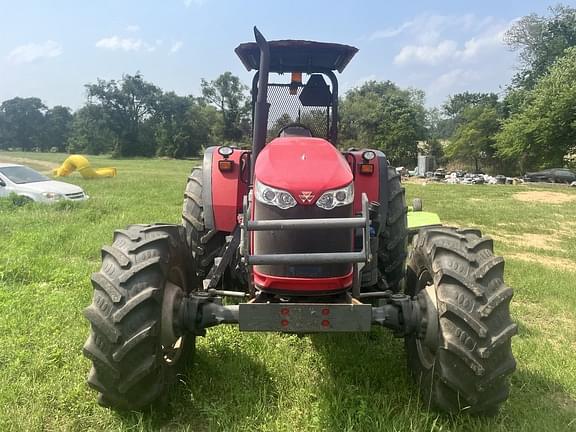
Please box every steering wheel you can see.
[278,123,313,137]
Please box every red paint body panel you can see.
[254,271,353,291]
[255,137,353,205]
[346,151,380,213]
[208,143,385,294]
[251,138,356,293]
[211,148,250,232]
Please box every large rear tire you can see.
[379,166,408,291]
[83,224,192,410]
[182,168,225,284]
[370,166,408,292]
[405,227,517,415]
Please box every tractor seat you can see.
[278,123,313,137]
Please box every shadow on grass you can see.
[110,326,574,431]
[506,363,576,430]
[309,328,575,431]
[309,330,424,431]
[114,343,277,431]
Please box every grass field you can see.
[0,151,575,431]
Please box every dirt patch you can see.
[513,191,576,204]
[508,253,576,272]
[0,156,59,172]
[493,233,561,251]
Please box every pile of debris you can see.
[401,167,576,186]
[420,169,521,185]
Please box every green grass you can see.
[0,151,575,431]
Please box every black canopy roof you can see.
[235,40,358,74]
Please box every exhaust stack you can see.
[250,27,270,183]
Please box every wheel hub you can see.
[161,281,186,364]
[415,271,439,369]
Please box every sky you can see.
[1,0,574,110]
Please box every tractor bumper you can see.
[238,303,372,332]
[181,294,421,335]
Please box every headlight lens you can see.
[255,180,297,209]
[316,183,354,210]
[362,150,376,161]
[42,192,63,200]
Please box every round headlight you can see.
[362,150,376,161]
[218,146,234,158]
[263,189,276,202]
[278,192,296,208]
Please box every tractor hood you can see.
[254,137,352,204]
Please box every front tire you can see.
[405,227,517,415]
[83,224,192,410]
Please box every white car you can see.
[0,163,89,203]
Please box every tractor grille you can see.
[266,81,330,142]
[253,201,353,278]
[65,192,85,200]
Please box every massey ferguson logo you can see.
[299,191,315,203]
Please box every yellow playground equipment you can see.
[52,155,116,179]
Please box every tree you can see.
[86,73,162,156]
[442,92,499,118]
[441,92,504,171]
[201,72,250,143]
[0,97,46,151]
[67,104,116,155]
[268,113,295,138]
[340,81,426,166]
[505,5,576,89]
[446,106,501,173]
[496,46,576,171]
[425,107,457,140]
[155,93,212,158]
[44,106,73,152]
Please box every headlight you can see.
[362,150,376,161]
[254,180,297,209]
[42,192,63,200]
[316,183,354,210]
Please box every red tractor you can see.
[83,28,517,415]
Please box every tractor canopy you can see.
[235,40,358,73]
[239,31,359,157]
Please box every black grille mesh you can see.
[266,83,329,142]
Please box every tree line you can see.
[0,71,250,159]
[0,5,574,174]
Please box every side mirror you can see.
[0,179,6,187]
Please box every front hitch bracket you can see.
[179,292,426,337]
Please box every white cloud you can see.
[368,13,518,106]
[126,25,140,32]
[433,69,463,89]
[369,21,415,40]
[426,68,488,99]
[96,36,143,51]
[458,28,507,61]
[95,36,162,53]
[6,40,62,64]
[394,40,458,66]
[369,13,496,43]
[394,21,512,66]
[169,41,183,54]
[95,36,179,54]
